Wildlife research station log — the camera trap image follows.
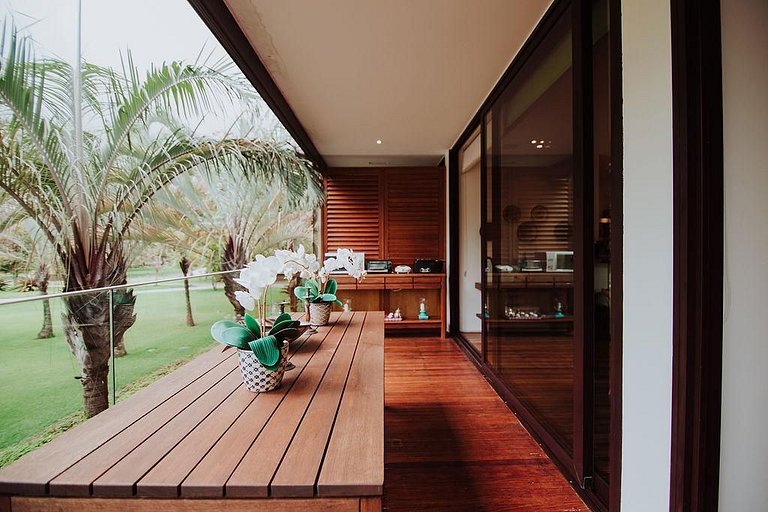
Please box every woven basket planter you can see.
[309,301,333,326]
[237,342,289,392]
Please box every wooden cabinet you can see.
[332,274,446,338]
[322,167,445,266]
[323,167,447,337]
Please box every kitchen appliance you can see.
[414,259,444,273]
[546,250,574,272]
[366,259,392,273]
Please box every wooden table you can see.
[0,311,384,512]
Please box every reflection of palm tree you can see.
[147,171,320,320]
[0,27,320,417]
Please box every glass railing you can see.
[0,270,293,467]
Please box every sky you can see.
[0,0,287,139]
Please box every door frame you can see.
[669,0,725,511]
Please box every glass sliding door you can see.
[589,0,614,504]
[483,6,576,453]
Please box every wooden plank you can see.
[180,314,348,498]
[10,496,360,512]
[0,495,9,512]
[134,386,257,497]
[317,312,384,497]
[269,313,366,497]
[90,369,244,497]
[0,346,233,496]
[225,313,358,498]
[136,316,320,498]
[48,359,237,497]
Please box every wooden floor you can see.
[384,336,588,512]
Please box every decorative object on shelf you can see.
[554,301,566,318]
[418,298,429,320]
[343,299,352,312]
[282,246,366,326]
[503,306,542,320]
[386,308,404,322]
[394,265,412,274]
[210,254,302,392]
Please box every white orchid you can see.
[234,290,256,311]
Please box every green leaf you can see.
[324,279,337,295]
[273,312,292,324]
[306,279,320,297]
[248,335,280,367]
[211,320,241,343]
[274,327,300,342]
[219,326,254,350]
[269,318,299,336]
[244,313,261,338]
[319,293,337,303]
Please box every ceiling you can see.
[222,0,552,167]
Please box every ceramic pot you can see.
[236,342,289,392]
[309,301,332,325]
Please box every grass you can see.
[0,271,290,466]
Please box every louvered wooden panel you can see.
[384,168,445,266]
[324,170,382,259]
[496,165,574,264]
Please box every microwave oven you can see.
[546,251,574,272]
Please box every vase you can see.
[309,301,332,325]
[236,342,289,392]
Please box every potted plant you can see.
[210,255,300,392]
[279,246,365,325]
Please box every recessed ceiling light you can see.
[530,139,537,144]
[536,144,543,149]
[376,140,382,144]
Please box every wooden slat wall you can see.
[497,164,573,264]
[384,168,445,266]
[324,170,383,259]
[323,168,445,265]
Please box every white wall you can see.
[620,0,674,509]
[459,136,482,333]
[719,0,768,509]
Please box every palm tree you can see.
[146,170,319,319]
[0,193,56,338]
[0,26,320,417]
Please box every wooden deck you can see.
[384,336,588,512]
[0,311,383,512]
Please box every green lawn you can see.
[0,274,290,465]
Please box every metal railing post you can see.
[108,289,116,405]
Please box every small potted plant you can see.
[279,246,365,325]
[210,255,300,392]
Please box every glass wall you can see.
[483,7,575,453]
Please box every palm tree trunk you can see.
[221,236,246,320]
[35,264,54,339]
[62,247,136,417]
[179,256,195,326]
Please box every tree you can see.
[0,193,56,338]
[0,26,320,417]
[147,170,319,319]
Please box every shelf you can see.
[384,319,442,329]
[476,314,574,323]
